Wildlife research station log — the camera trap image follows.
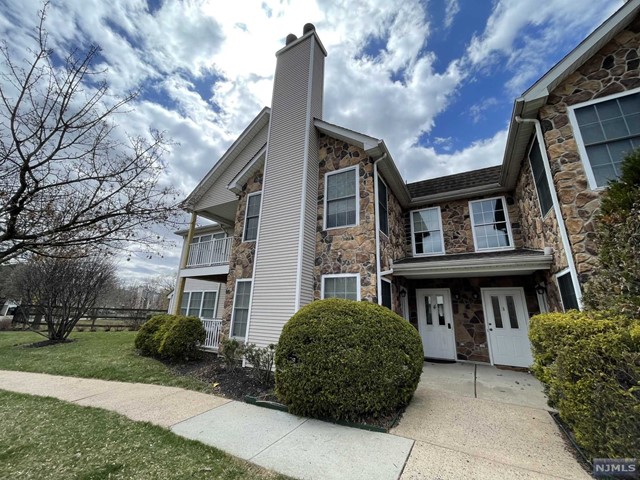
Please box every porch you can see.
[201,318,223,351]
[186,236,233,268]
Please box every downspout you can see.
[515,116,582,308]
[173,211,197,315]
[373,153,388,304]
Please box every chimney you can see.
[247,25,327,346]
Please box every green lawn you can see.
[0,331,208,391]
[0,390,288,480]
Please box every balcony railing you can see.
[201,318,222,350]
[187,237,232,267]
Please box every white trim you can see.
[567,86,640,190]
[321,273,361,301]
[374,160,382,304]
[410,206,445,256]
[294,37,316,312]
[469,196,515,252]
[229,278,253,341]
[323,165,360,230]
[380,277,392,310]
[377,175,389,237]
[527,137,553,218]
[242,191,262,242]
[227,145,267,193]
[481,287,530,366]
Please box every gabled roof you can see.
[407,166,503,204]
[501,0,640,188]
[183,107,270,209]
[228,144,266,194]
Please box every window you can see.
[411,207,444,255]
[325,167,358,229]
[469,197,513,251]
[231,280,252,338]
[556,271,579,312]
[569,89,640,188]
[378,177,389,236]
[243,193,261,241]
[529,138,553,216]
[179,291,218,319]
[322,274,360,301]
[381,278,392,310]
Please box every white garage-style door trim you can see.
[481,287,534,368]
[416,288,457,361]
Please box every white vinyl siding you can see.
[243,192,261,242]
[378,177,389,236]
[528,138,553,216]
[325,166,358,229]
[411,207,444,255]
[381,278,392,310]
[322,274,360,301]
[470,197,513,251]
[180,291,218,319]
[231,280,252,338]
[568,88,640,188]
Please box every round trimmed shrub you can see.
[158,315,206,362]
[134,314,173,357]
[275,299,424,421]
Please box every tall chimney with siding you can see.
[247,25,326,346]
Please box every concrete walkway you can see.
[0,365,589,480]
[393,362,589,480]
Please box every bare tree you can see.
[0,3,180,263]
[14,255,117,342]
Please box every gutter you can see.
[393,254,553,272]
[373,153,388,305]
[515,116,583,308]
[409,183,505,206]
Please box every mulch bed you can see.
[169,352,405,431]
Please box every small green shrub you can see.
[529,311,639,458]
[134,314,173,357]
[158,315,206,362]
[275,299,423,421]
[244,343,275,385]
[220,337,243,371]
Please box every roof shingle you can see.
[407,165,502,198]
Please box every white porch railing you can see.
[201,318,222,350]
[187,237,232,267]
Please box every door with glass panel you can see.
[416,289,456,360]
[482,288,533,367]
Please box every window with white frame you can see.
[180,291,218,319]
[469,197,513,251]
[322,274,360,301]
[529,138,553,216]
[243,193,261,242]
[325,167,358,229]
[231,280,252,338]
[378,177,389,236]
[411,207,444,255]
[569,89,640,188]
[556,271,579,312]
[381,278,392,310]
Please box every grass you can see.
[0,331,209,391]
[0,390,289,480]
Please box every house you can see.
[172,2,640,367]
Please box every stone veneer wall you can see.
[538,15,640,282]
[220,171,263,338]
[315,134,377,302]
[408,277,541,363]
[404,193,524,256]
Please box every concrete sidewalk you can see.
[0,370,413,480]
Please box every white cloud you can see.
[444,0,460,30]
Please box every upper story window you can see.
[322,274,360,301]
[378,177,389,236]
[528,138,553,216]
[568,89,640,188]
[325,167,358,229]
[411,207,444,256]
[243,192,261,242]
[469,197,513,251]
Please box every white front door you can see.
[416,289,456,360]
[482,288,533,367]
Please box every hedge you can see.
[529,311,639,458]
[275,299,424,422]
[134,314,173,357]
[135,314,205,362]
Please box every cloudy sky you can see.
[0,0,624,281]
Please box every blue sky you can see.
[0,0,624,280]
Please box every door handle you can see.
[489,328,493,331]
[447,323,451,329]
